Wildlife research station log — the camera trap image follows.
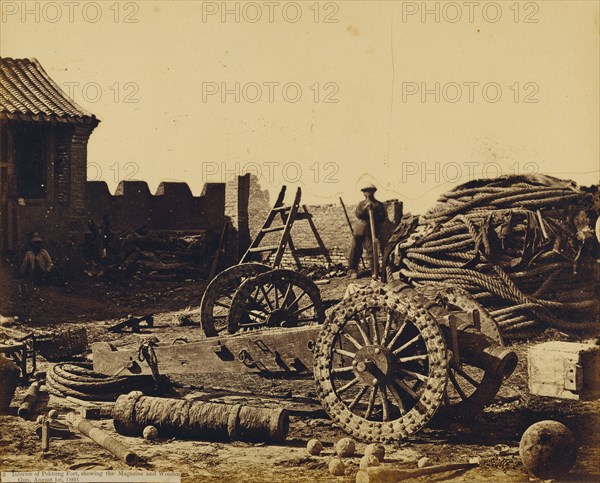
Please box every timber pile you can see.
[85,228,219,282]
[386,174,600,340]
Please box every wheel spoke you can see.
[448,370,468,401]
[342,332,363,351]
[331,365,355,374]
[453,365,481,388]
[333,348,356,358]
[380,385,391,421]
[381,312,392,345]
[397,354,428,363]
[393,377,419,401]
[392,334,421,356]
[290,290,307,307]
[214,300,231,309]
[348,385,369,410]
[386,320,407,350]
[274,285,280,309]
[398,367,428,383]
[387,382,406,415]
[364,386,378,419]
[259,285,274,311]
[336,377,359,395]
[288,302,315,317]
[353,319,372,346]
[371,313,381,344]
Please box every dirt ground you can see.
[1,269,599,482]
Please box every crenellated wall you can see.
[85,180,225,233]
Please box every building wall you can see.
[86,180,225,233]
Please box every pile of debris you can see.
[385,174,600,340]
[84,221,220,282]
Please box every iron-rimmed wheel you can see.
[227,269,325,334]
[314,288,448,442]
[431,285,506,417]
[200,263,271,337]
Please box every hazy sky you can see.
[1,0,598,212]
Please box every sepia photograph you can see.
[0,1,599,482]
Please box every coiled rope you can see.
[385,175,599,340]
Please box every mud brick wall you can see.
[86,180,225,233]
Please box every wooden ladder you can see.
[240,186,332,269]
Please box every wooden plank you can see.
[528,341,600,401]
[93,325,321,377]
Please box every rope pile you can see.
[386,175,599,340]
[46,362,154,401]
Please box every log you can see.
[355,462,478,482]
[65,412,138,465]
[18,380,40,418]
[113,392,288,444]
[356,462,479,482]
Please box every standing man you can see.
[348,183,387,278]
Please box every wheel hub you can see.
[265,308,292,327]
[352,345,394,386]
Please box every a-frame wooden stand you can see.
[241,186,332,269]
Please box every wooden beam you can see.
[93,325,321,377]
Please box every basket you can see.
[36,327,88,361]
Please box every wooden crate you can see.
[528,340,600,400]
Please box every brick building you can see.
[0,57,100,268]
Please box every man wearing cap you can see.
[20,233,55,284]
[348,183,387,278]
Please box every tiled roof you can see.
[0,57,99,125]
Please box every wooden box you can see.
[528,340,600,400]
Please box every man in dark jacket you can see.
[348,183,387,278]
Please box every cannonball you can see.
[47,409,58,420]
[417,456,431,468]
[142,425,159,441]
[306,439,323,456]
[335,437,355,457]
[359,454,381,469]
[35,415,45,425]
[519,420,577,479]
[329,458,345,476]
[364,443,386,462]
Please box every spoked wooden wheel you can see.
[200,263,270,337]
[314,288,448,442]
[227,269,325,334]
[432,285,507,417]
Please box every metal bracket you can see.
[564,361,583,391]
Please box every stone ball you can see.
[36,415,45,425]
[359,454,381,469]
[417,456,431,468]
[519,420,577,480]
[142,425,159,441]
[364,443,386,462]
[335,437,355,457]
[306,439,323,456]
[329,458,345,476]
[47,409,58,420]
